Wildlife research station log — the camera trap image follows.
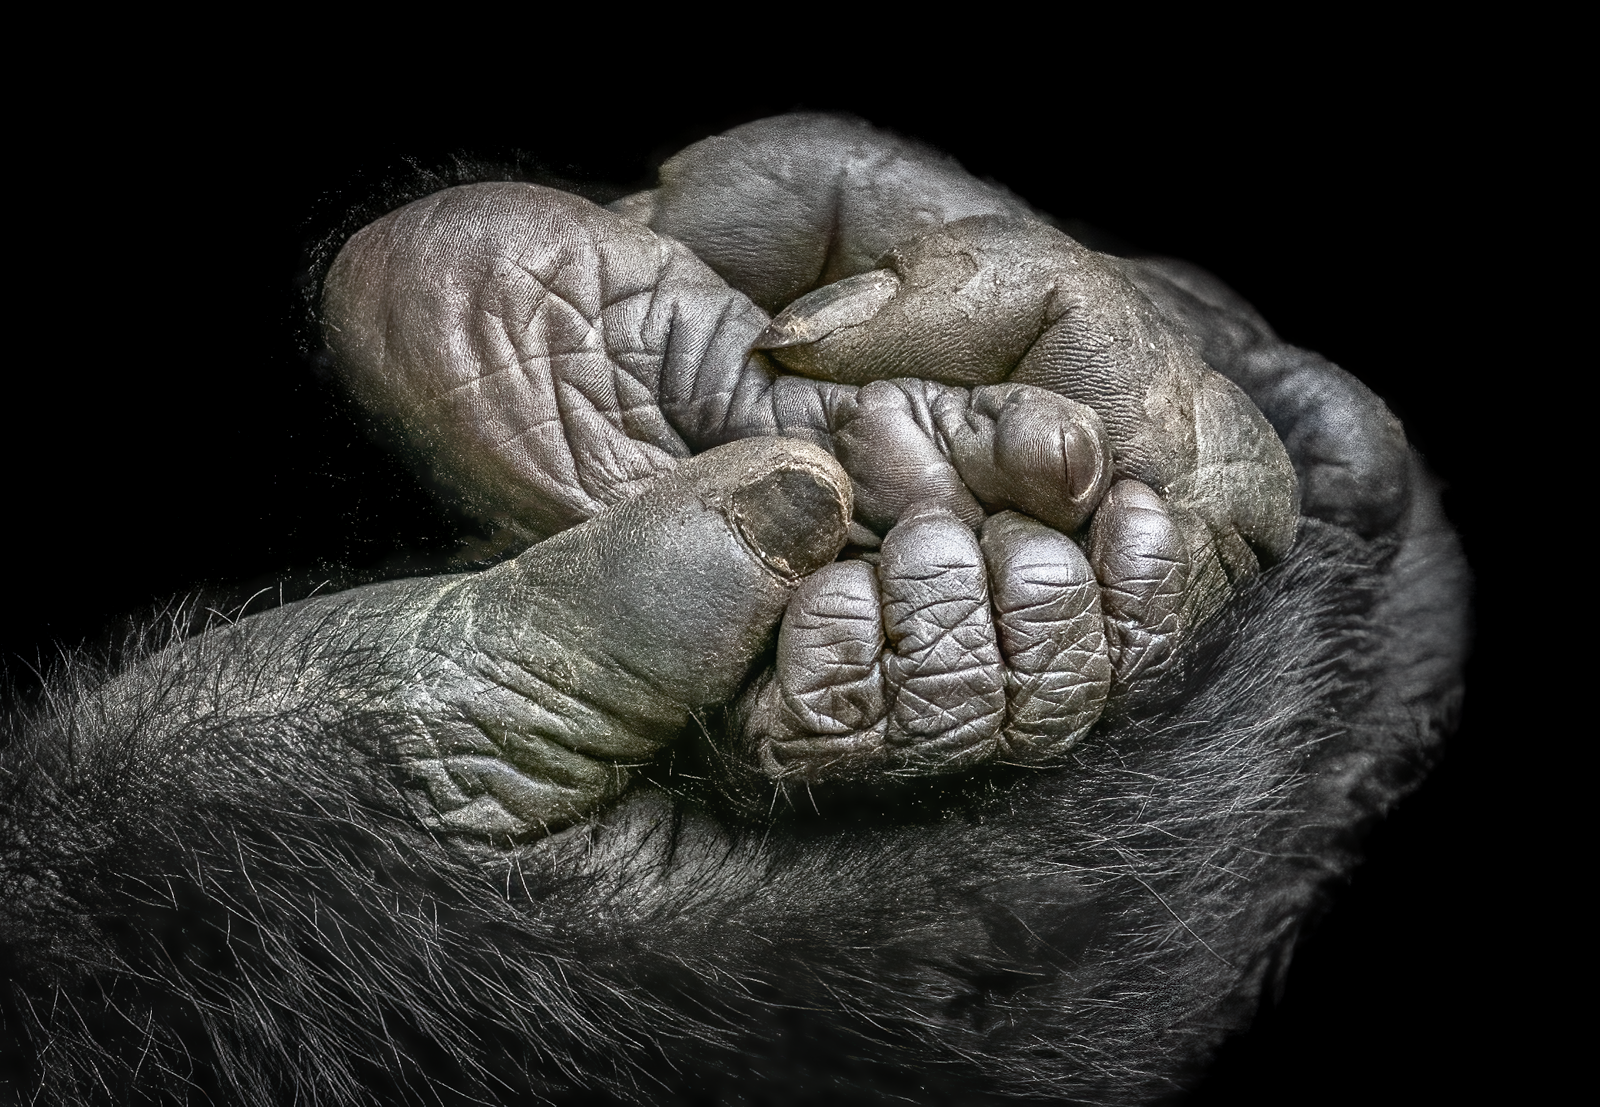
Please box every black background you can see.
[5,59,1538,1104]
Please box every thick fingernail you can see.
[728,467,850,578]
[751,269,901,351]
[992,390,1113,533]
[704,439,853,579]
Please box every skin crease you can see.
[314,167,1292,778]
[5,94,1521,1103]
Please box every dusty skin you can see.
[322,117,1300,804]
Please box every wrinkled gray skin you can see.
[322,114,1299,813]
[112,437,852,842]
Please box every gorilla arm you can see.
[61,439,851,842]
[0,437,861,1101]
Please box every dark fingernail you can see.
[728,464,851,578]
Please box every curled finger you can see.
[1087,480,1191,692]
[755,560,889,782]
[980,512,1111,759]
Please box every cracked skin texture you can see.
[324,183,812,542]
[322,156,1300,810]
[321,113,1303,819]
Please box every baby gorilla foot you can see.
[830,378,1112,536]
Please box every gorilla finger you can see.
[1085,480,1191,692]
[747,560,891,782]
[753,216,1059,387]
[830,379,1112,536]
[979,512,1111,759]
[877,509,1007,771]
[491,438,851,706]
[832,379,985,533]
[1182,369,1301,568]
[947,384,1113,534]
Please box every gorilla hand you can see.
[386,438,850,837]
[625,115,1299,581]
[322,134,1300,787]
[321,182,1114,545]
[634,113,1408,539]
[739,507,1112,782]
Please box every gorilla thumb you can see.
[393,438,852,839]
